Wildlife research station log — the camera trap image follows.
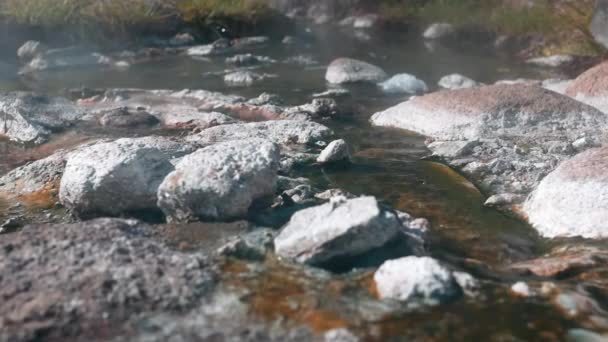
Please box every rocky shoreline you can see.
[3,5,608,340]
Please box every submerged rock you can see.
[524,147,608,238]
[274,196,408,266]
[158,139,280,222]
[423,23,455,39]
[59,137,193,218]
[438,74,479,90]
[374,256,464,305]
[186,120,333,146]
[378,73,428,95]
[325,58,387,84]
[17,40,47,60]
[526,54,574,68]
[565,60,608,113]
[225,53,276,65]
[21,46,112,73]
[0,218,215,341]
[317,139,351,164]
[0,92,85,144]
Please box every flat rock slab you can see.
[0,92,85,144]
[186,120,333,146]
[566,61,608,113]
[524,147,608,238]
[0,218,215,341]
[274,196,404,266]
[371,84,607,141]
[325,58,387,84]
[158,139,280,222]
[59,137,194,218]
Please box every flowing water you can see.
[0,27,596,339]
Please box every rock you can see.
[510,282,532,297]
[186,120,333,146]
[246,93,283,106]
[59,137,193,218]
[187,39,232,56]
[274,196,404,266]
[484,193,524,207]
[226,53,276,65]
[157,139,280,222]
[168,32,195,47]
[0,92,86,144]
[423,23,455,39]
[427,140,479,159]
[161,110,236,130]
[217,228,276,261]
[317,139,351,164]
[224,71,267,87]
[324,328,360,342]
[378,73,428,95]
[312,88,350,98]
[438,74,479,90]
[526,54,574,68]
[509,245,607,277]
[339,14,379,29]
[0,150,68,197]
[373,256,463,305]
[371,84,607,141]
[325,58,387,84]
[17,40,47,60]
[98,107,159,127]
[591,0,608,49]
[284,55,318,66]
[232,36,270,48]
[286,98,339,119]
[524,147,608,238]
[565,60,608,113]
[0,218,215,341]
[21,46,112,73]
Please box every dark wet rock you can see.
[423,23,455,40]
[317,139,351,164]
[0,92,86,144]
[526,54,574,68]
[218,228,276,261]
[372,85,608,197]
[98,107,159,128]
[378,74,428,95]
[0,218,215,341]
[186,120,333,146]
[21,46,112,73]
[158,139,280,223]
[226,53,276,65]
[59,137,194,218]
[274,196,422,267]
[325,58,387,84]
[509,245,608,277]
[438,74,479,90]
[17,40,47,61]
[374,256,465,305]
[524,147,608,238]
[565,60,608,113]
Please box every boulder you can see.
[371,84,607,141]
[325,58,387,84]
[274,196,404,266]
[378,73,428,95]
[317,139,351,164]
[565,60,608,112]
[0,218,214,341]
[157,139,280,222]
[186,120,333,146]
[524,147,608,238]
[438,74,479,90]
[373,256,464,305]
[59,137,193,218]
[0,92,86,144]
[423,23,455,39]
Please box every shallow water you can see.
[0,27,593,338]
